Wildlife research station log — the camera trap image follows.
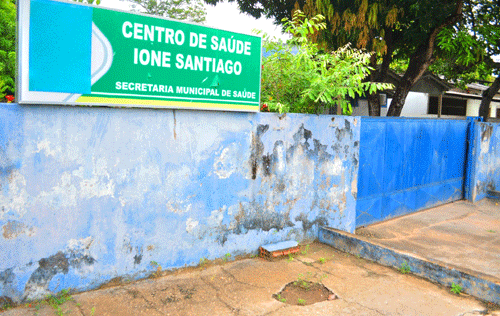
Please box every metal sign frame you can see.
[17,0,262,112]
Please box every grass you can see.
[318,257,326,264]
[45,289,73,316]
[301,244,310,255]
[317,273,328,283]
[450,283,463,295]
[199,257,209,267]
[297,298,306,305]
[287,253,294,262]
[276,294,286,303]
[398,261,411,274]
[150,261,162,278]
[487,229,496,233]
[0,301,14,311]
[222,253,231,262]
[294,273,311,291]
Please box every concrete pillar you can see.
[437,93,443,118]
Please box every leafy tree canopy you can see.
[73,0,102,4]
[437,0,499,79]
[128,0,207,23]
[260,10,392,115]
[436,0,500,119]
[206,0,465,116]
[0,0,16,100]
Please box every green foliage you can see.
[45,289,73,316]
[259,11,392,115]
[297,298,306,305]
[438,28,481,67]
[450,282,463,295]
[293,271,327,290]
[390,58,409,75]
[73,0,101,4]
[434,0,500,90]
[150,260,162,277]
[398,261,411,274]
[0,0,16,100]
[294,273,311,290]
[129,0,207,23]
[0,300,13,311]
[318,257,326,264]
[199,257,208,267]
[276,294,286,303]
[312,0,402,54]
[301,244,310,255]
[223,253,231,262]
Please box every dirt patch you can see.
[273,281,336,306]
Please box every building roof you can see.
[383,69,453,96]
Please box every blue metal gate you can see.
[356,118,469,227]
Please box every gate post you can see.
[464,117,482,201]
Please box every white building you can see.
[352,71,500,119]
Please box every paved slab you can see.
[356,199,500,281]
[2,242,498,316]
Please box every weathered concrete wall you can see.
[471,122,500,201]
[0,103,360,302]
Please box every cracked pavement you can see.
[3,242,499,316]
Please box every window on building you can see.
[428,96,467,116]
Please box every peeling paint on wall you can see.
[472,122,500,201]
[24,251,70,300]
[0,104,359,302]
[2,220,35,239]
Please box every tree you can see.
[73,0,101,4]
[437,0,500,121]
[129,0,207,23]
[386,0,463,116]
[205,0,466,117]
[0,0,16,101]
[260,11,392,115]
[305,0,401,116]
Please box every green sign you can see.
[18,0,262,112]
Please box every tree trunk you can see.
[387,0,463,117]
[479,75,500,122]
[366,54,392,116]
[386,72,415,117]
[366,29,394,117]
[367,54,381,116]
[367,92,381,116]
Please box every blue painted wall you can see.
[356,117,469,227]
[470,122,500,202]
[0,103,360,302]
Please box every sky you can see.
[98,0,288,39]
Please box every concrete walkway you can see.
[356,199,500,282]
[2,242,498,316]
[318,199,500,305]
